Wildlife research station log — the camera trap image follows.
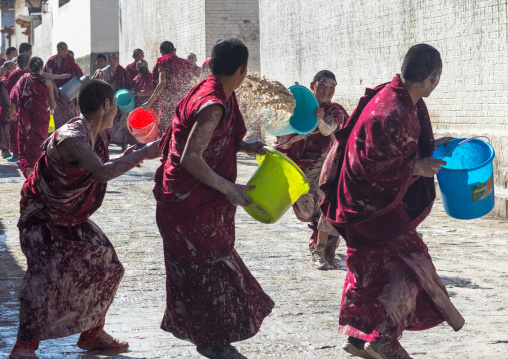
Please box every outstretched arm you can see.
[180,104,254,206]
[57,137,161,183]
[141,66,166,110]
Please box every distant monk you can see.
[132,59,153,107]
[18,42,32,59]
[6,46,18,60]
[92,52,135,149]
[95,53,107,70]
[154,38,274,359]
[125,48,144,83]
[10,57,56,178]
[187,52,201,78]
[0,60,15,159]
[8,79,161,359]
[5,53,30,163]
[44,42,84,130]
[321,44,464,359]
[142,41,193,136]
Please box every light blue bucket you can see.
[432,138,495,219]
[115,89,135,113]
[263,82,319,136]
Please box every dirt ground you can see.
[1,145,508,359]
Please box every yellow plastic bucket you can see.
[243,147,309,224]
[48,115,55,133]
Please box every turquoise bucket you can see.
[263,83,319,136]
[115,89,135,113]
[432,138,495,219]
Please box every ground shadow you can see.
[0,163,21,179]
[439,276,493,290]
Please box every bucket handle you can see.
[126,114,158,142]
[440,136,491,159]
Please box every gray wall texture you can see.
[119,0,259,72]
[260,0,508,217]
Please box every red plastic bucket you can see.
[127,108,158,143]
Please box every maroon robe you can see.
[153,74,274,346]
[125,61,138,83]
[0,74,10,151]
[44,54,83,129]
[6,68,27,158]
[132,72,153,108]
[275,102,348,261]
[16,117,123,342]
[152,54,193,135]
[321,75,464,342]
[10,73,50,176]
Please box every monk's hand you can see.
[241,141,266,156]
[141,140,162,160]
[435,136,454,147]
[413,157,446,177]
[10,111,18,121]
[123,144,137,157]
[225,183,255,207]
[314,107,325,121]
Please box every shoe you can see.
[311,245,330,270]
[6,156,19,162]
[77,326,129,351]
[2,149,11,159]
[8,341,39,359]
[342,337,377,359]
[196,344,247,358]
[364,340,412,359]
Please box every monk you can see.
[5,53,30,163]
[44,42,84,130]
[142,41,193,136]
[92,52,134,149]
[275,70,347,270]
[0,60,16,159]
[0,47,17,77]
[187,52,201,78]
[18,43,32,59]
[125,48,144,83]
[132,59,153,107]
[8,79,161,359]
[10,57,56,178]
[320,44,464,359]
[95,54,107,70]
[154,38,274,359]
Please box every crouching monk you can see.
[9,79,161,359]
[321,44,464,359]
[154,38,274,359]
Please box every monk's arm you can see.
[10,101,17,120]
[46,82,56,112]
[1,84,10,107]
[180,104,254,206]
[42,72,71,80]
[58,137,161,183]
[142,66,166,110]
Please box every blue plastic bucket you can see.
[115,89,135,113]
[432,138,495,219]
[263,83,319,136]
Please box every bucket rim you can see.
[438,138,495,172]
[257,147,309,185]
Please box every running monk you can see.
[154,38,274,359]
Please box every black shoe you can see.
[342,336,377,359]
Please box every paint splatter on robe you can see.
[44,54,83,130]
[92,65,135,144]
[154,74,274,346]
[0,74,10,151]
[152,54,193,136]
[132,73,153,108]
[10,73,50,176]
[321,75,464,342]
[16,117,124,342]
[6,68,28,157]
[275,102,348,261]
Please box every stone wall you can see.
[259,0,508,217]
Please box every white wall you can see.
[119,0,205,70]
[260,0,508,216]
[90,0,119,53]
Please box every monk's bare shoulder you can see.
[57,136,98,168]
